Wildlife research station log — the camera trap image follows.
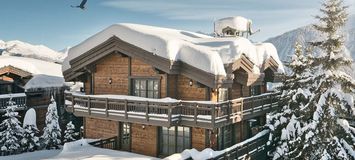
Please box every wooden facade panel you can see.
[131,124,158,157]
[191,127,206,151]
[84,117,119,139]
[94,53,129,95]
[230,83,250,99]
[177,75,207,101]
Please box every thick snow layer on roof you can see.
[24,74,65,90]
[215,16,251,34]
[63,23,284,75]
[0,56,63,77]
[23,108,37,127]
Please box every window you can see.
[218,124,234,150]
[251,85,261,96]
[160,126,191,156]
[218,88,228,102]
[132,79,159,98]
[120,122,131,151]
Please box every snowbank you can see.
[165,130,269,160]
[51,139,159,160]
[63,23,284,75]
[23,108,37,127]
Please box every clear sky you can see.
[0,0,354,50]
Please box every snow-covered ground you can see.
[0,139,160,160]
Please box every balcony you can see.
[0,93,27,112]
[65,92,281,129]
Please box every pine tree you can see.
[302,0,355,158]
[63,121,76,143]
[269,0,355,159]
[42,96,62,149]
[0,98,23,153]
[267,42,313,159]
[21,108,40,152]
[21,124,40,152]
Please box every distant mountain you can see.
[265,15,355,77]
[0,40,65,63]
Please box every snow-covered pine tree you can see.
[21,108,40,152]
[63,121,76,143]
[301,0,355,158]
[267,42,314,159]
[0,98,23,153]
[42,96,62,149]
[270,0,355,159]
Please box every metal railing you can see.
[211,130,270,160]
[0,93,27,111]
[65,92,280,129]
[89,136,119,150]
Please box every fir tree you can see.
[63,121,76,143]
[21,124,40,152]
[21,108,40,152]
[0,98,23,153]
[42,96,62,149]
[267,42,313,159]
[269,0,355,159]
[302,0,355,158]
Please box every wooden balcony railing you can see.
[0,93,27,112]
[65,92,281,129]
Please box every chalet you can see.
[0,56,68,130]
[63,22,284,158]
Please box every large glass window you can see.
[160,126,191,156]
[120,122,131,151]
[218,88,228,102]
[132,79,159,98]
[218,124,234,150]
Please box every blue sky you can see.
[0,0,354,50]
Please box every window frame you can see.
[159,126,191,156]
[130,76,161,99]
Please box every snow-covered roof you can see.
[215,16,251,35]
[0,56,66,89]
[0,56,63,77]
[24,74,66,90]
[63,23,284,76]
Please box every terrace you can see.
[65,91,281,129]
[0,93,27,112]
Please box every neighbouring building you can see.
[0,56,69,130]
[63,19,284,158]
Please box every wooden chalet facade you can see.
[63,29,284,158]
[0,64,67,131]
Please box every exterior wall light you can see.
[108,78,112,84]
[189,79,193,86]
[142,125,145,129]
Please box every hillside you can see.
[0,40,65,63]
[265,15,355,77]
